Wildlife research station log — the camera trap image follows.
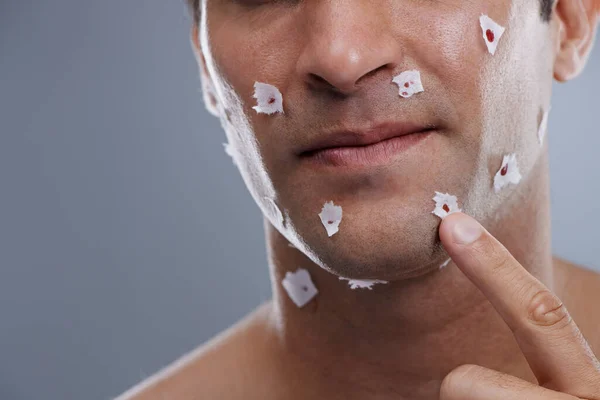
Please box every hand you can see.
[438,212,600,400]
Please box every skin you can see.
[117,0,600,399]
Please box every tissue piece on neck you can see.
[479,15,506,55]
[319,201,342,237]
[432,192,461,219]
[538,108,550,144]
[439,258,451,270]
[252,82,284,115]
[339,277,388,290]
[493,154,522,193]
[392,70,424,98]
[282,268,318,307]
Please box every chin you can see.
[292,198,450,281]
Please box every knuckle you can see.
[440,364,479,399]
[526,289,571,329]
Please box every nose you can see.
[296,2,401,95]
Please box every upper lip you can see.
[298,121,436,156]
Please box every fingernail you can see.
[452,215,483,245]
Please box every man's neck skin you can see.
[263,150,554,399]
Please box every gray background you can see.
[0,1,598,399]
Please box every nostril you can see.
[306,73,348,99]
[307,63,390,95]
[361,64,388,81]
[308,73,335,90]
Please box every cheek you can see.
[204,15,299,163]
[412,10,486,136]
[210,40,260,115]
[480,4,550,153]
[204,8,298,116]
[428,13,476,72]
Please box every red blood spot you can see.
[402,92,408,96]
[443,204,450,213]
[328,220,334,224]
[404,82,410,88]
[486,29,495,42]
[268,97,275,104]
[501,165,508,176]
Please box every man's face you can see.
[197,0,557,279]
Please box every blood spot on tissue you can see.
[282,268,318,308]
[319,201,343,237]
[486,29,495,42]
[404,82,410,88]
[432,191,461,219]
[402,92,408,96]
[268,97,275,104]
[501,165,508,176]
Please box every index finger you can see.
[439,212,600,394]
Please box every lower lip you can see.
[301,130,434,168]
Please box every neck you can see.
[265,150,554,399]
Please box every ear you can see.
[553,0,600,82]
[190,24,221,117]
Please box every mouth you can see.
[298,122,436,168]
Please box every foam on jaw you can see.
[493,154,522,193]
[264,197,284,230]
[202,76,221,118]
[282,268,318,307]
[439,258,451,270]
[252,82,284,115]
[538,108,550,145]
[339,277,388,290]
[392,70,425,98]
[222,142,237,165]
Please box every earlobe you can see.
[553,0,597,82]
[554,41,582,82]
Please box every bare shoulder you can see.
[115,302,281,400]
[553,257,600,353]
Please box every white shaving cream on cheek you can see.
[199,14,293,240]
[469,2,547,224]
[538,108,550,145]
